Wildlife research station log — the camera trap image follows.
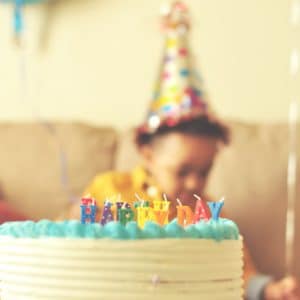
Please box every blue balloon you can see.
[0,0,48,34]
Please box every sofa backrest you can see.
[115,121,300,279]
[0,122,117,219]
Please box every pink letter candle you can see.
[193,194,210,222]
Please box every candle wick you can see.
[163,193,168,202]
[135,193,146,207]
[135,193,142,201]
[193,194,201,201]
[104,198,111,206]
[176,198,183,206]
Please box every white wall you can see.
[0,0,295,127]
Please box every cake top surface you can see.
[0,219,239,241]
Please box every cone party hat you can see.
[138,1,213,134]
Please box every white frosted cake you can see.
[0,219,243,300]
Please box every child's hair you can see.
[135,115,230,147]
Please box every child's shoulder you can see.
[89,169,135,190]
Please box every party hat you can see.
[138,1,213,134]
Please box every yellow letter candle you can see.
[134,195,152,229]
[152,195,170,225]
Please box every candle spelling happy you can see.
[118,203,135,226]
[80,195,97,224]
[100,200,114,225]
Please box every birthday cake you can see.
[0,218,243,300]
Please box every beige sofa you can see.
[0,120,299,280]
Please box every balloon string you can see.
[14,1,77,206]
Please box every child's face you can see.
[140,132,219,204]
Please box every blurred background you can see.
[0,0,299,280]
[0,0,292,126]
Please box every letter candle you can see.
[176,198,194,226]
[115,201,130,221]
[80,195,97,224]
[118,202,135,225]
[193,194,210,222]
[79,194,226,227]
[207,197,225,221]
[152,194,170,225]
[100,200,114,225]
[134,194,151,228]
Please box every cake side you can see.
[0,237,243,300]
[0,219,243,300]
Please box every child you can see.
[67,115,299,299]
[66,2,299,299]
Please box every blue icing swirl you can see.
[194,218,239,241]
[0,221,28,237]
[164,219,189,238]
[126,221,143,239]
[44,222,65,237]
[185,224,203,238]
[84,223,103,238]
[102,221,129,239]
[20,221,38,237]
[0,218,239,240]
[222,219,240,240]
[36,220,55,236]
[143,221,166,239]
[64,220,85,237]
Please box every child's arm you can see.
[243,243,273,299]
[59,171,128,220]
[243,236,300,299]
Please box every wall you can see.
[0,0,295,127]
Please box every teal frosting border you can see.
[0,218,239,241]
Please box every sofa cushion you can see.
[206,121,300,279]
